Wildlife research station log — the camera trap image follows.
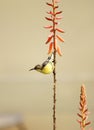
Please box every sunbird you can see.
[29,53,54,74]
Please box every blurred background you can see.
[0,0,94,130]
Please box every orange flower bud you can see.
[57,46,62,56]
[56,35,64,42]
[48,42,53,54]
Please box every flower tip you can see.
[48,51,52,55]
[81,84,86,92]
[59,53,62,56]
[81,84,85,88]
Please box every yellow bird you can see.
[29,53,54,74]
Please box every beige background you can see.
[0,0,94,130]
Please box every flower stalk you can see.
[45,0,64,130]
[52,1,56,130]
[77,84,91,130]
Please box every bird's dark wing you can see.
[41,60,49,69]
[47,52,54,62]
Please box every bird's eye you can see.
[48,56,51,60]
[35,65,41,69]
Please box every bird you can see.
[29,53,54,74]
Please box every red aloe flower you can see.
[77,84,91,130]
[44,0,64,56]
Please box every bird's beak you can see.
[29,68,34,71]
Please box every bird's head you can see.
[34,65,41,70]
[47,52,54,62]
[29,65,42,72]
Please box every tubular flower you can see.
[44,0,64,56]
[77,84,91,130]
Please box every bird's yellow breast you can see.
[37,62,54,74]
